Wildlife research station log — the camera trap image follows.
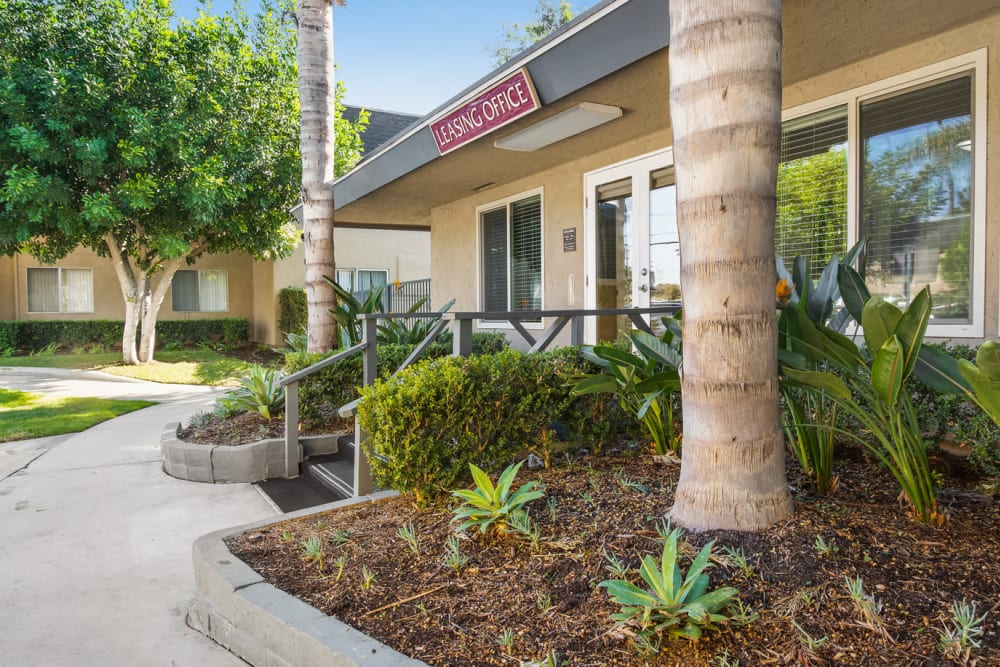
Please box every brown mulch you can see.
[228,448,1000,666]
[177,411,352,446]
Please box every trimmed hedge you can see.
[284,332,509,430]
[278,287,307,336]
[0,318,250,352]
[356,346,638,504]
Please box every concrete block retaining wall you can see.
[189,493,428,667]
[160,422,342,483]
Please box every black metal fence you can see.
[353,278,431,313]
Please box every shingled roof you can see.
[343,106,420,158]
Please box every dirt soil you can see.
[229,449,1000,666]
[178,411,351,446]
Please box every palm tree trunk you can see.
[297,0,337,352]
[668,0,792,530]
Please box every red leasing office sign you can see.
[430,68,540,155]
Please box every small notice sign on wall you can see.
[563,227,577,252]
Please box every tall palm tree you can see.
[668,0,793,530]
[297,0,342,351]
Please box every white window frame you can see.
[475,187,545,329]
[26,267,94,314]
[171,269,230,313]
[781,49,987,339]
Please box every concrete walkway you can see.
[0,368,277,666]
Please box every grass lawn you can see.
[0,388,155,443]
[0,349,254,386]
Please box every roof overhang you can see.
[331,0,670,227]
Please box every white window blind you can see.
[27,267,92,313]
[510,196,541,313]
[198,270,228,312]
[777,105,849,274]
[860,74,972,321]
[480,193,542,319]
[335,269,355,292]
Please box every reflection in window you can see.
[861,75,972,322]
[777,106,848,275]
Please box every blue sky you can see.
[172,1,601,114]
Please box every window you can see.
[334,269,389,296]
[777,106,849,274]
[27,267,94,313]
[780,51,985,337]
[860,76,972,322]
[171,270,229,312]
[356,269,388,293]
[479,191,543,322]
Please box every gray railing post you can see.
[453,316,473,357]
[284,381,300,478]
[354,317,378,497]
[571,315,584,346]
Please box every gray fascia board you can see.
[333,0,670,211]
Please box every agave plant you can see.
[219,364,285,420]
[599,528,738,644]
[451,460,545,536]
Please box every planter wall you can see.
[160,422,342,483]
[189,492,428,667]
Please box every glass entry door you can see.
[584,149,679,343]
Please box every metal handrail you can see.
[279,304,683,493]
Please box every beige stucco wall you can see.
[431,7,1000,345]
[7,247,255,323]
[3,227,430,345]
[0,255,15,320]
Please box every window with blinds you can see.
[172,270,229,312]
[480,193,542,319]
[27,267,93,313]
[860,74,973,322]
[777,105,848,275]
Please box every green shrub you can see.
[278,287,307,336]
[912,342,1000,475]
[283,334,512,430]
[0,318,250,353]
[356,348,639,503]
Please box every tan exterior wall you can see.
[0,255,15,320]
[7,247,255,322]
[430,7,1000,344]
[2,227,430,345]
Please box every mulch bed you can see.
[178,411,352,446]
[228,448,1000,666]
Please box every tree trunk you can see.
[668,0,792,530]
[138,257,184,363]
[105,234,142,365]
[297,0,337,352]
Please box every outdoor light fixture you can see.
[494,102,623,152]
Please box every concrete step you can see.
[304,440,355,499]
[255,474,340,513]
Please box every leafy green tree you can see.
[491,0,575,65]
[0,0,365,364]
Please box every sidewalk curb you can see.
[190,492,429,667]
